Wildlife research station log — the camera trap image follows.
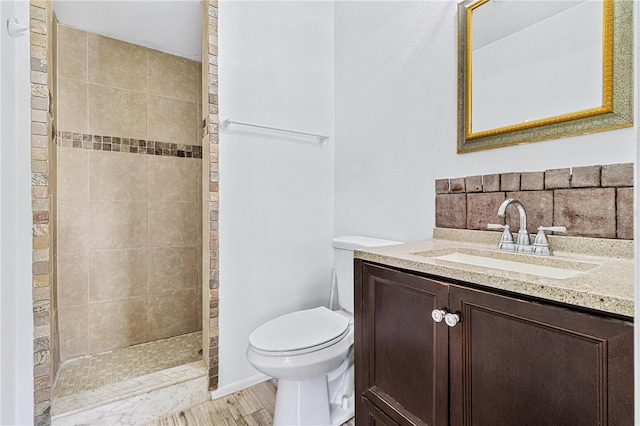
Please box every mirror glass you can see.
[457,0,633,153]
[471,1,603,133]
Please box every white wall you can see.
[334,1,637,244]
[0,0,35,424]
[217,1,335,393]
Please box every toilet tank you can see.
[332,235,401,314]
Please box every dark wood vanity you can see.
[354,260,633,426]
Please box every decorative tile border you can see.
[56,131,203,159]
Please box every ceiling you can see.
[52,0,202,62]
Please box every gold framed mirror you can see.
[457,0,633,153]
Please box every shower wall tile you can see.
[148,95,198,146]
[88,297,149,354]
[148,246,199,293]
[148,49,197,102]
[88,33,147,92]
[58,199,89,254]
[57,148,89,201]
[89,151,148,201]
[88,84,148,140]
[57,253,89,308]
[148,202,200,247]
[59,305,88,361]
[57,24,203,359]
[148,156,200,202]
[148,290,199,340]
[57,78,87,133]
[57,24,87,81]
[90,201,148,250]
[89,249,149,302]
[197,66,202,105]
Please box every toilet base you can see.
[274,376,331,426]
[270,349,355,426]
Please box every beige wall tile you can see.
[58,147,89,201]
[57,24,87,81]
[58,78,87,133]
[89,249,149,302]
[90,200,148,250]
[148,49,197,102]
[88,84,147,139]
[90,151,148,201]
[196,103,202,145]
[149,246,198,293]
[148,95,197,146]
[197,65,202,105]
[88,33,147,92]
[148,290,199,340]
[148,156,199,202]
[59,305,88,362]
[88,297,148,353]
[58,199,89,254]
[58,253,88,308]
[148,202,200,247]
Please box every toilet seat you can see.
[249,307,350,356]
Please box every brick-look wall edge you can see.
[30,1,53,425]
[206,0,220,391]
[435,163,634,240]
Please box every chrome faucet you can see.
[497,198,530,251]
[488,198,566,255]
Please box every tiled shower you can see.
[53,22,204,410]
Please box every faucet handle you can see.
[533,226,567,255]
[537,226,566,234]
[488,223,515,251]
[534,226,566,245]
[487,223,507,230]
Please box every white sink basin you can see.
[433,252,584,279]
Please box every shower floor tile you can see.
[53,331,202,399]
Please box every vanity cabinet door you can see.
[448,285,633,426]
[356,262,449,426]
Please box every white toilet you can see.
[246,235,399,426]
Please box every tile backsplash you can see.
[436,163,633,240]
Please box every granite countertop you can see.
[354,228,634,318]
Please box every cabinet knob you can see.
[431,309,446,323]
[444,313,460,327]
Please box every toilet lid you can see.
[249,307,350,353]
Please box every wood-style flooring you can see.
[145,379,356,426]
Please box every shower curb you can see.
[51,361,209,425]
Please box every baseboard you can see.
[210,373,271,399]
